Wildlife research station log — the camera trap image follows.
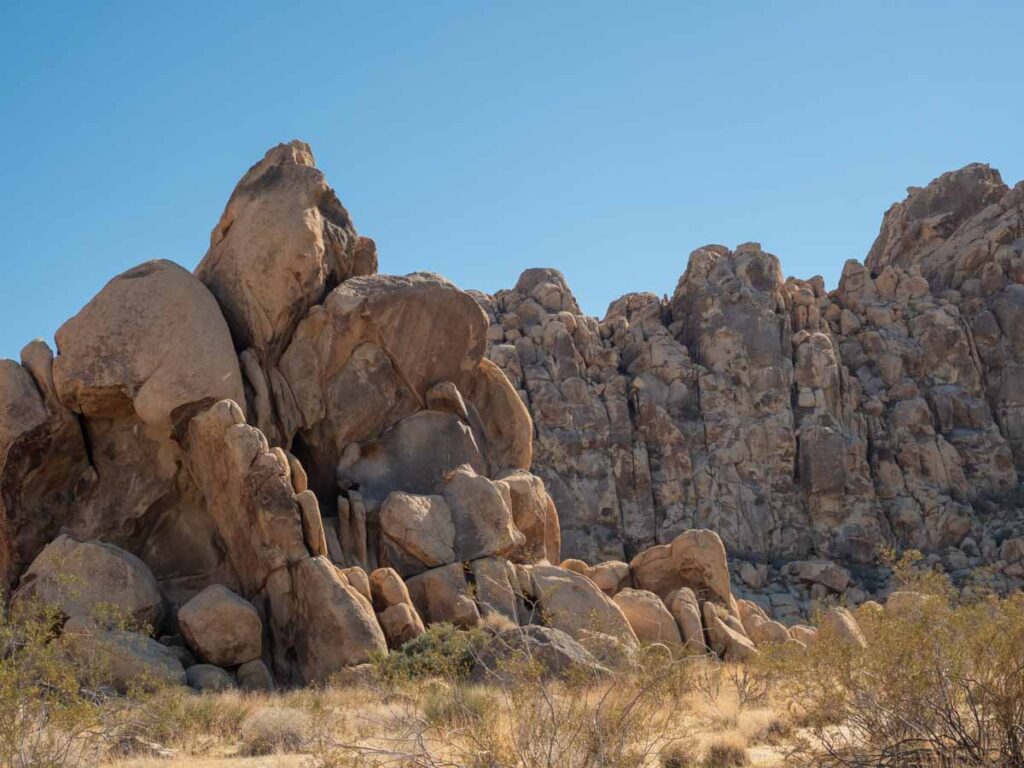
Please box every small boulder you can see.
[186,664,236,692]
[177,585,262,667]
[587,561,631,596]
[237,659,275,692]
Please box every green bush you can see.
[372,622,487,683]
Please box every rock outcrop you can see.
[1,142,1021,687]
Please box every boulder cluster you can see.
[0,142,1021,689]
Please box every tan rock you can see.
[819,606,867,649]
[292,557,387,683]
[377,603,425,649]
[613,588,682,647]
[178,584,262,667]
[441,466,524,562]
[529,564,638,648]
[379,492,455,575]
[12,535,162,627]
[405,563,480,629]
[496,469,561,564]
[468,358,533,471]
[666,587,706,653]
[702,602,757,661]
[53,260,244,429]
[586,561,631,596]
[788,624,818,645]
[196,141,362,366]
[629,529,732,605]
[340,567,372,604]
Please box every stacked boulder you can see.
[0,141,574,686]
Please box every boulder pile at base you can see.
[0,141,1021,688]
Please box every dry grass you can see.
[97,659,794,768]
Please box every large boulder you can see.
[12,535,163,627]
[379,492,456,576]
[468,358,533,472]
[497,469,561,564]
[293,557,387,683]
[280,272,489,487]
[612,588,683,648]
[195,140,366,366]
[65,622,186,692]
[666,588,706,653]
[529,565,638,648]
[405,562,481,629]
[629,529,733,605]
[52,260,244,429]
[177,585,262,667]
[471,625,608,682]
[441,466,524,562]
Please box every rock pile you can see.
[0,142,1020,687]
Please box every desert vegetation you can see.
[3,553,1023,768]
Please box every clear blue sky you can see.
[2,2,1022,360]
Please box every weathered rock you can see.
[196,141,363,368]
[629,529,733,605]
[65,623,186,692]
[613,588,683,647]
[292,557,387,683]
[237,659,275,692]
[441,466,524,562]
[469,357,533,472]
[788,624,818,646]
[12,535,163,627]
[666,587,707,653]
[819,606,868,649]
[405,562,480,629]
[53,260,244,429]
[379,492,455,576]
[186,664,236,692]
[497,469,561,564]
[177,585,262,667]
[529,564,638,648]
[471,556,520,624]
[378,603,425,649]
[471,625,608,682]
[586,561,631,596]
[702,602,757,661]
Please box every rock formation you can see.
[0,142,1020,689]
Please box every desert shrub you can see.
[239,705,311,755]
[372,622,488,683]
[422,682,498,727]
[0,596,129,767]
[760,550,1024,767]
[701,733,748,767]
[133,687,255,748]
[660,740,699,767]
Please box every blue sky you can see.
[1,2,1022,360]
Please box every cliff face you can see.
[477,163,1024,566]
